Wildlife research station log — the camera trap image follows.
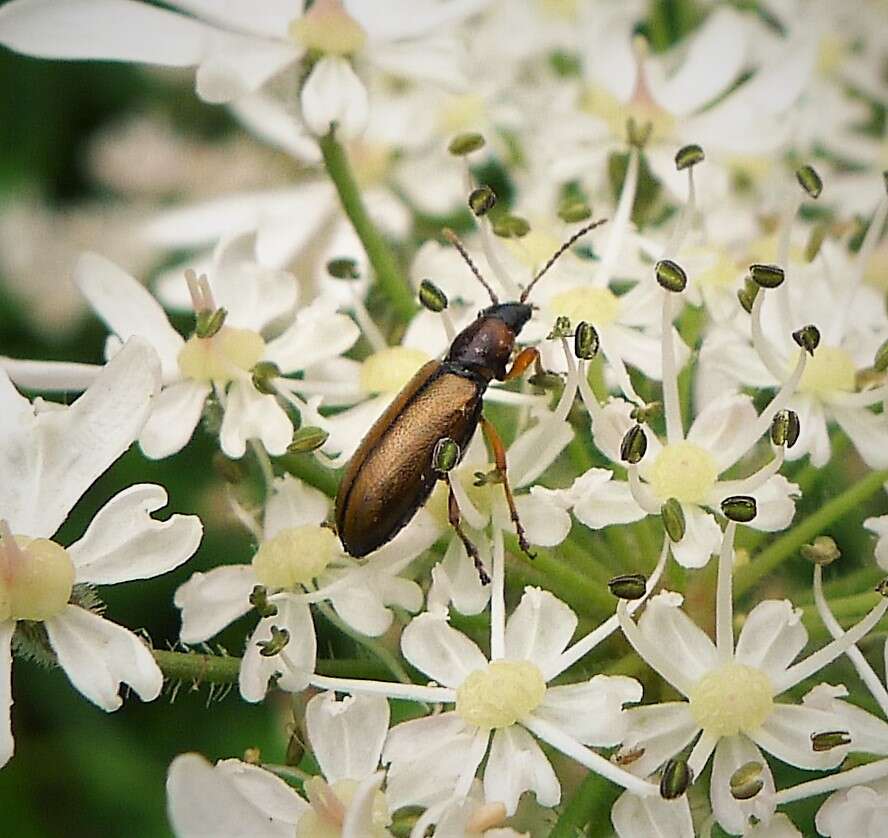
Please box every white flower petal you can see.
[0,356,101,391]
[669,505,722,569]
[745,475,800,533]
[347,0,487,42]
[67,484,202,585]
[687,392,758,471]
[139,379,210,460]
[264,299,361,373]
[750,703,848,771]
[619,702,700,778]
[508,416,574,488]
[803,684,888,756]
[306,691,389,783]
[195,36,300,104]
[512,491,571,546]
[504,587,577,676]
[342,771,388,838]
[816,780,888,838]
[484,725,559,816]
[328,572,422,637]
[400,611,487,688]
[786,395,830,466]
[300,56,368,139]
[571,475,647,529]
[832,405,888,469]
[215,759,307,825]
[866,515,888,571]
[734,600,807,682]
[592,399,660,465]
[0,622,13,769]
[175,565,258,645]
[428,536,491,616]
[263,475,330,538]
[219,380,293,459]
[611,789,694,838]
[710,736,775,835]
[45,605,162,711]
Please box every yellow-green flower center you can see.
[550,286,621,328]
[437,93,486,135]
[581,84,675,143]
[252,525,339,589]
[689,662,774,737]
[798,345,857,396]
[360,347,429,395]
[289,0,367,56]
[456,660,547,730]
[177,327,265,384]
[297,777,390,838]
[648,441,719,504]
[0,533,75,622]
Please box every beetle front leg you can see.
[446,478,490,585]
[480,416,536,560]
[503,346,539,381]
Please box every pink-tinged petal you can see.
[0,357,101,391]
[264,299,361,373]
[831,405,888,469]
[74,252,184,381]
[342,771,388,838]
[263,475,330,537]
[45,605,162,711]
[214,759,306,825]
[167,754,300,838]
[669,505,721,569]
[175,565,258,645]
[816,779,888,838]
[536,675,642,746]
[139,380,211,460]
[0,338,160,538]
[750,704,848,771]
[710,736,775,835]
[484,725,559,816]
[195,37,300,104]
[503,587,577,676]
[745,475,800,533]
[67,484,201,585]
[306,691,389,783]
[219,380,293,459]
[865,515,888,571]
[619,702,700,779]
[400,611,487,688]
[687,392,758,471]
[611,790,694,838]
[300,56,368,139]
[239,597,315,702]
[734,600,807,682]
[0,622,13,768]
[383,712,484,809]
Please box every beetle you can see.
[335,218,605,581]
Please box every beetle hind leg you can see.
[446,479,490,585]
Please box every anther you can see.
[620,424,648,464]
[796,164,824,199]
[721,495,757,523]
[675,144,705,171]
[661,498,686,542]
[792,325,821,356]
[418,279,448,312]
[874,338,888,373]
[558,199,592,223]
[811,730,851,752]
[770,409,800,448]
[655,259,687,292]
[660,758,692,799]
[730,761,765,800]
[750,263,785,289]
[492,214,531,238]
[448,132,485,156]
[257,625,290,656]
[252,360,281,395]
[800,536,841,566]
[468,186,497,217]
[547,315,572,340]
[286,426,330,454]
[574,321,600,360]
[737,276,760,314]
[249,586,279,618]
[608,573,647,600]
[195,307,227,339]
[326,257,360,279]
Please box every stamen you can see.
[660,289,683,443]
[716,522,737,661]
[305,777,346,826]
[184,268,215,313]
[774,756,888,805]
[749,291,787,381]
[308,672,454,704]
[349,286,388,352]
[490,527,505,660]
[595,147,639,284]
[686,732,718,780]
[708,447,785,500]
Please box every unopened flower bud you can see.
[750,263,785,289]
[492,214,530,238]
[721,495,757,523]
[448,132,485,156]
[249,585,279,619]
[793,324,821,356]
[558,199,592,223]
[796,164,823,199]
[574,321,600,360]
[811,730,851,752]
[419,279,448,312]
[195,307,227,338]
[620,424,648,464]
[675,143,705,171]
[258,625,290,656]
[770,409,800,448]
[801,536,841,566]
[252,361,282,395]
[874,338,888,373]
[660,758,692,799]
[737,277,760,314]
[468,186,497,216]
[433,437,460,473]
[547,315,572,339]
[326,257,360,279]
[287,426,329,454]
[655,259,687,292]
[608,573,647,600]
[661,498,686,543]
[730,762,764,800]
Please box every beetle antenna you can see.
[520,218,608,302]
[443,228,499,304]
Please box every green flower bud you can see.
[468,185,497,217]
[770,409,800,448]
[730,762,764,800]
[557,199,592,223]
[793,324,821,356]
[675,144,705,171]
[287,426,329,454]
[737,276,760,314]
[258,625,290,657]
[195,307,228,338]
[660,758,692,800]
[608,573,647,600]
[249,585,279,619]
[620,424,648,465]
[433,437,460,473]
[326,257,360,279]
[574,321,600,360]
[419,279,449,313]
[800,536,841,566]
[796,164,823,199]
[492,214,531,238]
[252,360,282,395]
[874,338,888,373]
[655,259,688,292]
[661,498,686,543]
[448,132,485,156]
[721,495,757,523]
[811,730,851,752]
[750,263,785,289]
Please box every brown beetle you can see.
[335,219,605,581]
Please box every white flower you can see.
[410,779,527,838]
[167,690,393,837]
[0,338,202,768]
[866,515,888,571]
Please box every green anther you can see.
[433,437,460,474]
[492,214,531,238]
[675,143,705,171]
[258,626,290,657]
[620,424,648,465]
[574,321,600,360]
[660,758,692,800]
[252,360,282,395]
[557,199,592,223]
[419,279,449,313]
[730,762,764,800]
[811,731,851,752]
[212,452,247,484]
[630,401,663,424]
[326,257,360,279]
[655,259,688,292]
[448,132,485,156]
[770,409,800,448]
[800,536,841,566]
[874,338,888,372]
[195,307,228,338]
[796,164,823,199]
[750,263,785,289]
[285,731,305,767]
[793,324,821,356]
[737,276,760,314]
[547,315,573,340]
[661,498,686,543]
[626,117,653,149]
[721,495,757,523]
[286,426,329,454]
[468,185,497,216]
[608,573,647,600]
[249,585,279,619]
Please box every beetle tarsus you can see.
[447,477,490,585]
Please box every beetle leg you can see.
[447,479,490,585]
[480,416,536,560]
[503,346,539,381]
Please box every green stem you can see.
[735,469,888,599]
[318,132,416,322]
[550,769,621,837]
[276,453,341,498]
